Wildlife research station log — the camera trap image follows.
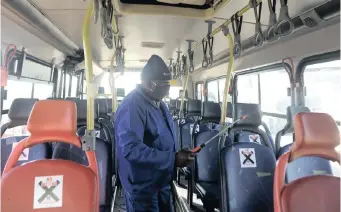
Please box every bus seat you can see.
[191,101,221,211]
[96,99,110,120]
[220,141,276,211]
[274,112,340,212]
[180,99,201,149]
[74,100,110,142]
[1,100,99,212]
[53,99,112,211]
[215,102,233,130]
[276,106,311,157]
[1,98,51,173]
[169,99,177,116]
[227,103,274,151]
[106,98,113,113]
[1,98,38,136]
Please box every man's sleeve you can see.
[115,103,175,171]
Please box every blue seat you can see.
[275,106,311,157]
[180,100,201,149]
[169,99,177,116]
[1,98,51,173]
[226,103,274,152]
[189,101,221,211]
[220,142,276,212]
[52,99,113,212]
[275,107,335,183]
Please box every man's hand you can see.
[175,148,195,167]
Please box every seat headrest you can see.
[95,99,108,116]
[226,102,233,118]
[284,106,311,132]
[186,100,201,117]
[27,100,78,142]
[201,102,221,122]
[8,98,39,122]
[169,99,177,110]
[291,112,340,162]
[234,103,262,127]
[74,99,99,121]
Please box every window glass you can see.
[33,83,53,99]
[196,83,203,100]
[304,60,341,121]
[64,74,71,97]
[22,60,51,81]
[262,116,290,146]
[207,80,218,102]
[115,72,141,96]
[3,79,32,110]
[260,68,290,114]
[218,78,226,103]
[237,74,259,104]
[71,76,78,97]
[169,86,182,99]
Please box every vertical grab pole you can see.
[109,53,118,113]
[179,40,194,119]
[220,25,235,126]
[82,1,95,131]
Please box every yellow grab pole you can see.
[220,30,235,125]
[179,66,190,118]
[82,1,95,130]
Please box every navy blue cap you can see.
[141,55,171,81]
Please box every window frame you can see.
[206,76,229,103]
[233,63,293,115]
[296,50,340,124]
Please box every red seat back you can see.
[1,100,99,212]
[274,112,340,212]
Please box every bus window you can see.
[3,79,33,110]
[1,79,33,138]
[236,73,259,104]
[71,76,78,97]
[304,60,341,122]
[22,59,51,81]
[196,83,203,101]
[33,82,53,99]
[260,69,290,114]
[169,86,182,99]
[207,80,218,102]
[218,78,226,103]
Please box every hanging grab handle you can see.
[201,39,209,68]
[275,0,294,37]
[250,0,264,47]
[208,36,214,66]
[266,0,278,42]
[231,13,243,57]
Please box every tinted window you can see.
[207,80,218,102]
[3,79,32,110]
[304,60,341,121]
[260,68,290,114]
[237,73,259,104]
[33,83,53,99]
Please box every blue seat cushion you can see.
[1,136,51,173]
[220,142,276,212]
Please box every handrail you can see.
[109,53,118,113]
[182,0,262,57]
[220,27,235,125]
[82,1,95,130]
[179,60,190,119]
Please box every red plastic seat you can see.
[274,112,340,212]
[1,100,99,212]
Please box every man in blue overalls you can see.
[115,55,194,212]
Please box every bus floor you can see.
[113,175,215,212]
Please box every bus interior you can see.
[1,0,340,211]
